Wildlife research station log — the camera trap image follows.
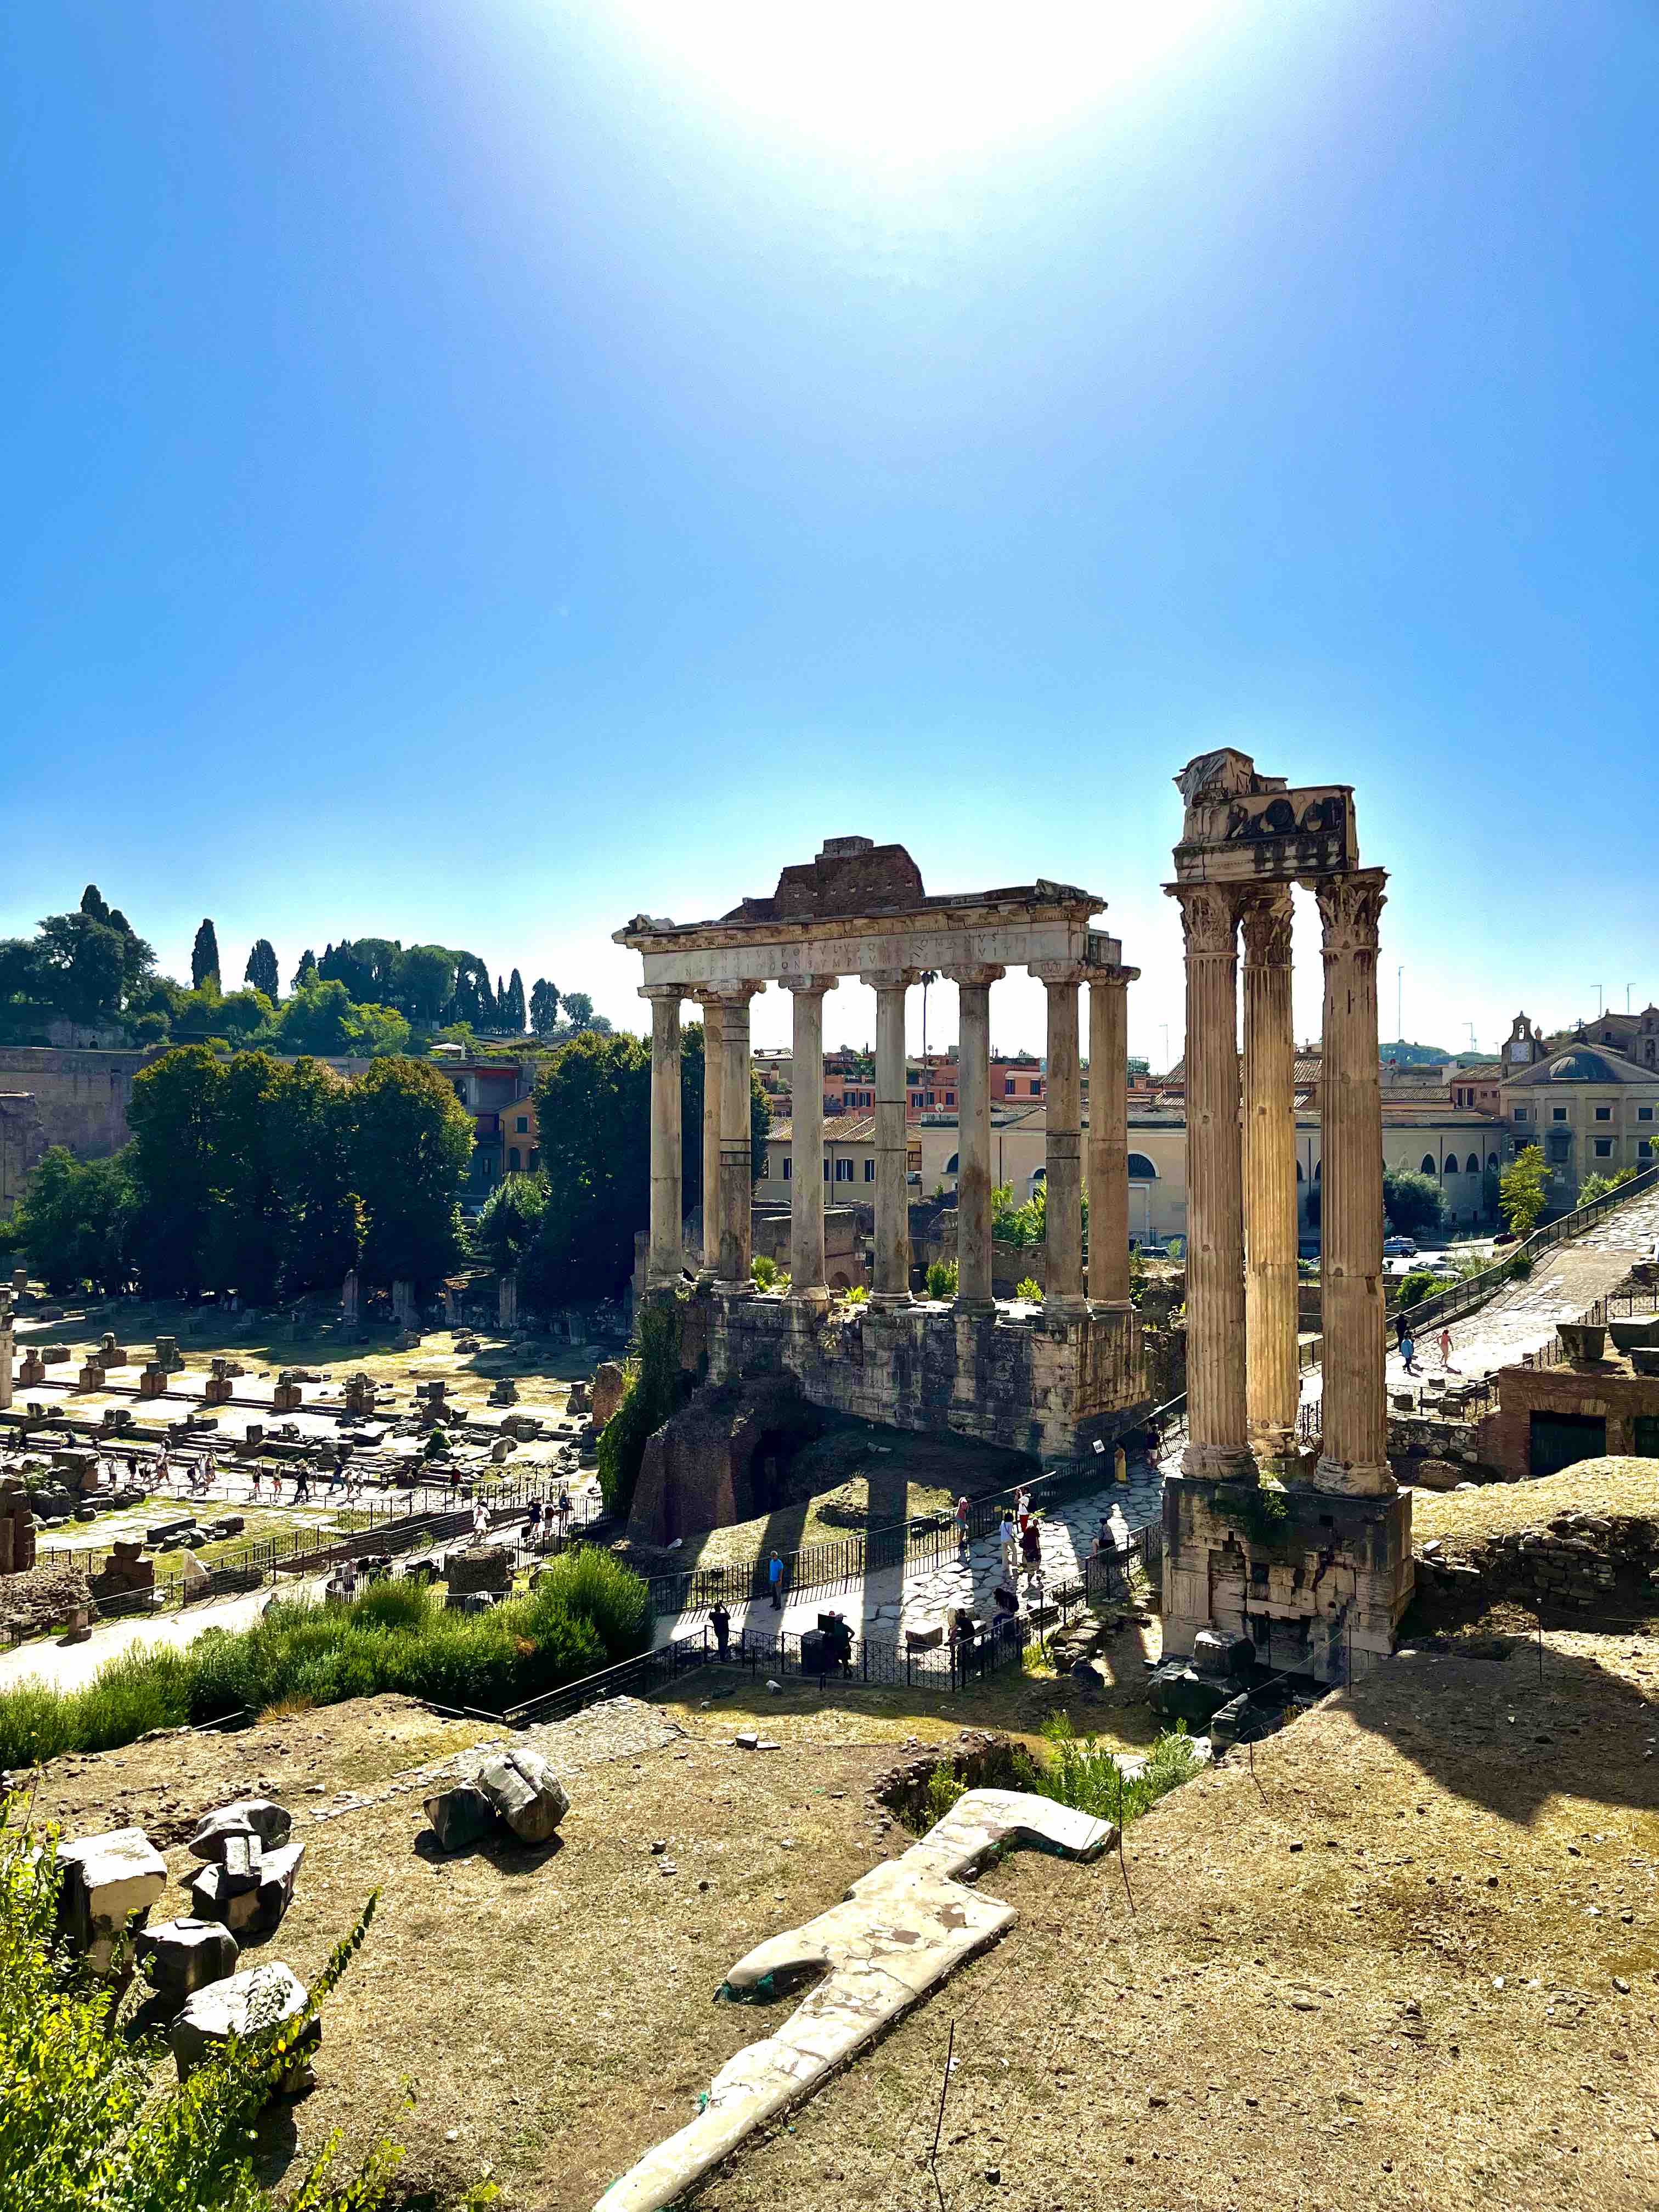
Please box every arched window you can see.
[1295,1160,1304,1182]
[1421,1154,1437,1176]
[1442,1155,1458,1176]
[1487,1152,1498,1171]
[1466,1152,1481,1175]
[1313,1161,1321,1181]
[945,1152,958,1175]
[1126,1152,1157,1181]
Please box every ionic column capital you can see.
[783,974,840,997]
[1087,963,1140,988]
[942,963,1006,989]
[1313,868,1387,956]
[637,984,685,1004]
[1028,960,1090,988]
[859,967,922,992]
[1165,881,1244,956]
[1239,884,1295,967]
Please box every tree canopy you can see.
[190,918,221,991]
[244,937,280,998]
[1499,1144,1550,1237]
[1381,1166,1446,1237]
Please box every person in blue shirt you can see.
[768,1550,785,1610]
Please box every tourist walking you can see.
[999,1512,1018,1583]
[556,1485,571,1538]
[294,1467,311,1504]
[954,1494,970,1555]
[1019,1515,1042,1583]
[768,1550,785,1610]
[1113,1441,1128,1486]
[526,1497,543,1548]
[473,1499,490,1542]
[1401,1331,1419,1376]
[710,1600,731,1660]
[1438,1326,1455,1370]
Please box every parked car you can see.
[1383,1235,1418,1257]
[1137,1242,1173,1261]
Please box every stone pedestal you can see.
[498,1272,518,1331]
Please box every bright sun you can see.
[610,1,1220,171]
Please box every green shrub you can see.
[1014,1277,1042,1304]
[596,1295,683,1520]
[1508,1252,1534,1280]
[750,1253,779,1290]
[925,1259,958,1301]
[533,1545,653,1662]
[1395,1267,1443,1310]
[0,1799,398,2212]
[840,1283,868,1306]
[1034,1712,1200,1824]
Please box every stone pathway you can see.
[652,1463,1164,1651]
[0,1572,334,1696]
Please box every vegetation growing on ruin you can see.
[596,1296,685,1521]
[910,1718,1200,1837]
[1210,1477,1291,1548]
[0,1805,396,2212]
[0,1551,652,1771]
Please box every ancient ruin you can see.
[616,840,1147,1474]
[1160,750,1412,1678]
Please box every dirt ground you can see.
[1414,1456,1658,1558]
[18,1621,1659,2212]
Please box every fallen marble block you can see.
[55,1826,168,1978]
[189,1839,305,1936]
[475,1747,570,1844]
[171,1961,317,2087]
[136,1916,240,1999]
[188,1798,292,1864]
[422,1783,496,1854]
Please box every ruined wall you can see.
[0,1049,154,1163]
[696,1290,1145,1463]
[1418,1505,1658,1615]
[1162,1474,1413,1681]
[1477,1363,1659,1482]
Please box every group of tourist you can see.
[1397,1319,1457,1379]
[997,1488,1045,1593]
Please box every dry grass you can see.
[19,1627,1658,2212]
[1415,1456,1659,1560]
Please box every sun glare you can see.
[611,2,1219,171]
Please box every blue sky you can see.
[4,2,1656,1066]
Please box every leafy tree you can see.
[128,1046,228,1294]
[393,943,455,1024]
[522,1030,651,1306]
[530,978,560,1035]
[319,937,399,1004]
[273,979,357,1056]
[562,990,595,1032]
[596,1296,684,1519]
[926,1257,958,1299]
[244,937,279,998]
[448,954,495,1030]
[190,918,221,992]
[501,968,527,1032]
[348,1002,411,1057]
[1499,1144,1550,1237]
[12,1147,138,1294]
[472,1171,548,1274]
[1381,1166,1445,1237]
[292,947,319,990]
[267,1057,364,1293]
[211,988,274,1043]
[347,1056,473,1285]
[204,1050,285,1302]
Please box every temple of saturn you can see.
[1161,749,1412,1681]
[616,837,1147,1464]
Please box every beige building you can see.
[1503,1044,1659,1207]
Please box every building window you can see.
[1513,1108,1528,1121]
[1595,1105,1612,1121]
[782,1158,791,1180]
[1421,1154,1436,1176]
[864,1158,875,1181]
[1641,1139,1654,1159]
[507,1148,520,1172]
[823,1159,830,1180]
[528,1147,539,1171]
[1553,1107,1567,1122]
[1443,1156,1459,1175]
[834,1158,854,1182]
[1004,1079,1015,1096]
[944,1091,955,1106]
[1640,1107,1654,1121]
[515,1115,529,1134]
[1466,1153,1481,1174]
[1487,1152,1498,1170]
[1127,1153,1158,1181]
[1029,1079,1040,1094]
[1594,1138,1613,1158]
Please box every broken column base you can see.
[1160,1472,1413,1686]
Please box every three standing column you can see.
[715,983,763,1295]
[786,975,838,1306]
[945,963,1004,1315]
[1030,963,1087,1316]
[1240,889,1299,1455]
[1086,964,1136,1306]
[1168,883,1254,1481]
[640,986,684,1291]
[1315,871,1392,1494]
[862,968,919,1305]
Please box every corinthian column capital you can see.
[1165,881,1244,957]
[941,963,1006,989]
[1313,868,1387,957]
[1239,884,1295,967]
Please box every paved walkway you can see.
[651,1462,1163,1651]
[0,1571,334,1696]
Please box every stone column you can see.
[1314,870,1392,1495]
[786,975,838,1306]
[1166,883,1254,1481]
[1240,888,1299,1455]
[945,964,1004,1315]
[0,1310,12,1412]
[715,983,763,1295]
[639,986,684,1291]
[1086,966,1136,1305]
[691,994,726,1280]
[1030,963,1087,1316]
[861,967,919,1306]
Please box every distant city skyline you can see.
[5,4,1656,1066]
